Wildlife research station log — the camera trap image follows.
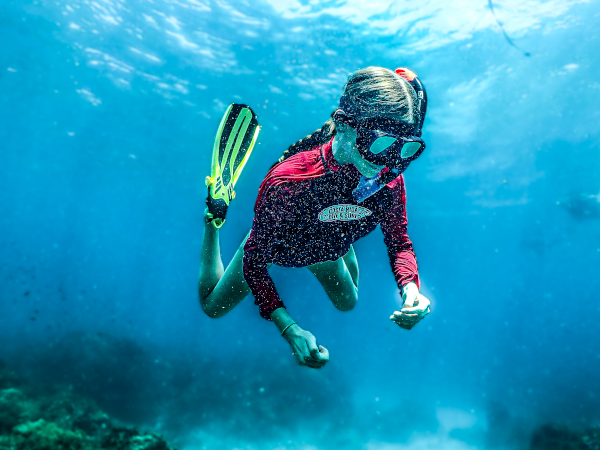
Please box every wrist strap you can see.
[281,322,297,336]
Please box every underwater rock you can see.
[0,388,39,434]
[102,427,170,450]
[12,419,93,450]
[0,360,176,450]
[583,427,600,450]
[38,389,111,438]
[530,423,592,450]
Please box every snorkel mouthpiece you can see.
[351,132,424,203]
[352,169,402,203]
[353,173,385,203]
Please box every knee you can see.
[203,307,223,319]
[199,294,225,319]
[202,305,225,319]
[334,290,358,312]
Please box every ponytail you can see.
[279,117,336,162]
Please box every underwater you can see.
[1,0,600,448]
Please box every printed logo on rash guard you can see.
[318,204,373,222]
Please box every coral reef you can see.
[583,428,600,450]
[15,332,354,440]
[12,419,92,450]
[530,423,600,450]
[0,362,176,450]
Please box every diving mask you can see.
[333,111,426,203]
[353,116,426,172]
[339,66,428,202]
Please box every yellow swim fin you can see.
[205,103,260,228]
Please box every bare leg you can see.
[199,212,358,316]
[198,212,252,318]
[306,245,359,312]
[198,213,225,301]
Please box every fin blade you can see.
[211,104,233,191]
[207,103,260,208]
[232,124,260,185]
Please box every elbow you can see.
[334,291,358,312]
[202,305,222,319]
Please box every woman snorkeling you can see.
[199,66,431,369]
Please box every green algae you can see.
[13,419,94,450]
[0,388,38,434]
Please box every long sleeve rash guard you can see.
[243,138,420,320]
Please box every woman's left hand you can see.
[390,283,431,330]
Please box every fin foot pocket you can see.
[206,187,228,228]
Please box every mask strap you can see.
[395,67,427,137]
[332,108,358,129]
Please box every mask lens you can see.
[400,141,422,158]
[356,121,426,169]
[369,135,397,155]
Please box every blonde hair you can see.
[280,66,419,161]
[340,66,418,124]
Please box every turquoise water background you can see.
[1,0,600,448]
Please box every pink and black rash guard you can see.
[243,138,420,320]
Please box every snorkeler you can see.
[199,66,431,369]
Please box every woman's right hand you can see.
[283,325,329,369]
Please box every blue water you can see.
[1,0,599,448]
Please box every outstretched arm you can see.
[242,203,286,320]
[243,241,330,368]
[380,176,430,329]
[243,185,330,368]
[379,176,420,289]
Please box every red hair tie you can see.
[395,67,417,82]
